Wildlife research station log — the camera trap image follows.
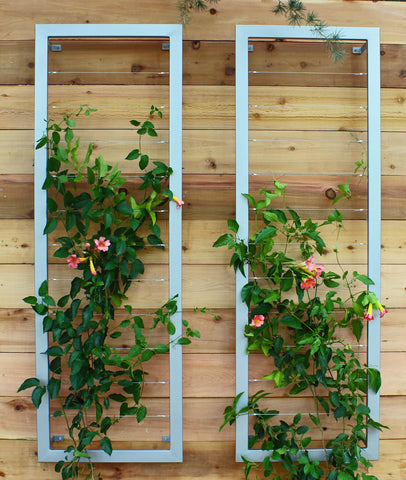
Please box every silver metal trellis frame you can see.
[34,24,183,463]
[235,25,381,463]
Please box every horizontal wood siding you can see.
[1,1,405,478]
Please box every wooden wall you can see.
[1,1,405,478]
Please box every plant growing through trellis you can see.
[215,181,386,480]
[18,107,197,480]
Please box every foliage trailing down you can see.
[178,0,345,61]
[177,0,219,25]
[18,107,198,480]
[216,181,387,480]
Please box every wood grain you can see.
[3,129,406,177]
[1,0,406,43]
[2,40,406,88]
[1,395,403,442]
[4,351,406,398]
[2,85,406,131]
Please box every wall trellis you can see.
[34,24,183,463]
[235,25,381,463]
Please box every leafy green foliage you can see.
[215,182,386,479]
[19,108,197,480]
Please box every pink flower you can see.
[300,277,316,290]
[315,264,324,278]
[94,237,111,252]
[377,302,388,318]
[251,314,265,327]
[364,303,374,321]
[305,256,316,272]
[67,254,81,269]
[172,196,185,209]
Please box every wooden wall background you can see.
[0,0,405,478]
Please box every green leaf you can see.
[126,149,140,160]
[109,331,122,339]
[57,295,70,308]
[177,338,192,345]
[227,219,239,233]
[280,272,293,292]
[49,357,62,374]
[44,217,58,234]
[139,154,149,169]
[309,413,320,426]
[323,278,340,288]
[36,135,48,150]
[141,349,154,362]
[31,385,46,408]
[368,368,382,393]
[128,345,142,358]
[297,425,310,435]
[334,406,347,419]
[154,344,169,353]
[353,271,375,286]
[357,404,370,416]
[95,156,108,178]
[242,193,256,207]
[352,317,363,342]
[47,377,61,400]
[264,291,280,303]
[46,346,64,357]
[281,315,302,329]
[47,197,58,214]
[70,277,82,299]
[255,225,277,244]
[213,233,233,248]
[100,437,112,455]
[65,118,75,127]
[293,413,302,425]
[137,405,147,423]
[167,321,176,335]
[352,301,364,317]
[43,295,55,306]
[23,296,37,305]
[109,393,127,402]
[337,473,352,480]
[100,417,112,434]
[17,377,40,392]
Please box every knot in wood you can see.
[325,188,337,200]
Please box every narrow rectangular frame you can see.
[34,24,183,463]
[235,25,381,462]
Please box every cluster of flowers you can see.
[66,237,111,276]
[249,256,388,328]
[298,256,324,290]
[364,301,388,321]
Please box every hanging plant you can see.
[18,107,198,480]
[216,181,386,480]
